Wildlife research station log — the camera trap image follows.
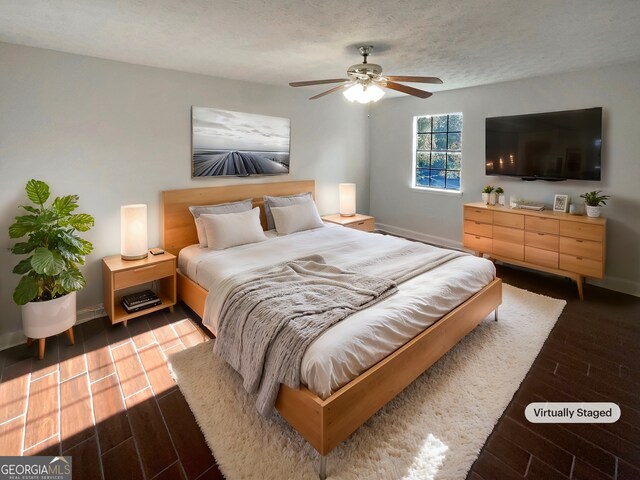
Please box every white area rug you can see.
[169,284,565,479]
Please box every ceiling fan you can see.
[289,46,443,103]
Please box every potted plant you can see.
[580,190,610,218]
[482,185,494,205]
[8,179,94,358]
[494,187,505,206]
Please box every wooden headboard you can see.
[161,180,316,256]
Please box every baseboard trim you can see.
[375,222,464,251]
[0,303,106,352]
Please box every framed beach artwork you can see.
[191,107,291,177]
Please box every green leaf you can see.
[10,242,37,255]
[19,205,39,214]
[68,213,94,232]
[53,195,79,216]
[13,276,38,305]
[31,247,66,276]
[13,257,33,275]
[8,220,35,238]
[57,243,81,263]
[59,269,85,292]
[25,179,50,206]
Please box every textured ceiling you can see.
[1,0,640,95]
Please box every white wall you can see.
[0,42,370,346]
[369,62,640,296]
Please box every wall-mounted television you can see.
[485,107,602,181]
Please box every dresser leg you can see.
[576,275,584,300]
[26,337,33,347]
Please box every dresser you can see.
[463,202,606,299]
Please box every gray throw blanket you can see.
[213,255,397,416]
[214,245,465,416]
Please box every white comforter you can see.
[179,224,496,398]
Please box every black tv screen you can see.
[486,107,602,181]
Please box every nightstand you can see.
[102,251,177,326]
[321,213,375,232]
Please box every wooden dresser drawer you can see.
[525,216,559,234]
[559,236,603,260]
[493,211,524,229]
[559,221,604,242]
[114,260,175,290]
[463,233,492,253]
[464,220,492,238]
[493,239,524,261]
[464,207,493,223]
[494,225,524,244]
[526,246,559,269]
[525,231,559,252]
[560,254,604,278]
[346,218,375,232]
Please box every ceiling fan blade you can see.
[289,79,349,87]
[309,84,349,100]
[385,76,443,84]
[384,81,433,99]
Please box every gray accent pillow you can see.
[189,198,253,247]
[188,198,253,219]
[263,192,312,230]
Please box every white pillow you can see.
[270,201,324,235]
[263,192,312,230]
[200,207,267,250]
[189,199,253,247]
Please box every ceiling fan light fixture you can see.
[342,83,385,104]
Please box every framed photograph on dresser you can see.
[553,194,570,213]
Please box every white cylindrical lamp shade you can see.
[339,183,356,217]
[121,204,148,260]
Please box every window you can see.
[414,113,462,191]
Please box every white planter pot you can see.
[498,194,505,206]
[482,193,490,205]
[22,291,76,339]
[488,192,497,206]
[585,205,601,218]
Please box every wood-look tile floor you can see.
[1,265,639,480]
[468,264,640,480]
[0,306,221,480]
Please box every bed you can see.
[162,180,502,476]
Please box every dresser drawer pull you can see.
[576,239,583,243]
[474,210,482,213]
[537,233,544,236]
[475,236,481,239]
[133,265,157,273]
[475,221,480,225]
[356,222,365,225]
[576,256,583,260]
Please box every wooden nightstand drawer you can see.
[464,207,493,223]
[559,236,603,260]
[464,220,492,237]
[113,260,174,290]
[346,218,375,232]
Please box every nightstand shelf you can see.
[321,213,375,232]
[102,251,177,325]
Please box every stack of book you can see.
[122,290,161,313]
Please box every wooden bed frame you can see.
[162,180,502,472]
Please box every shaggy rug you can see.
[168,284,565,479]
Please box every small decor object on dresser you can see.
[192,107,290,177]
[481,185,495,205]
[494,187,505,206]
[8,179,94,359]
[580,190,610,218]
[553,194,570,213]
